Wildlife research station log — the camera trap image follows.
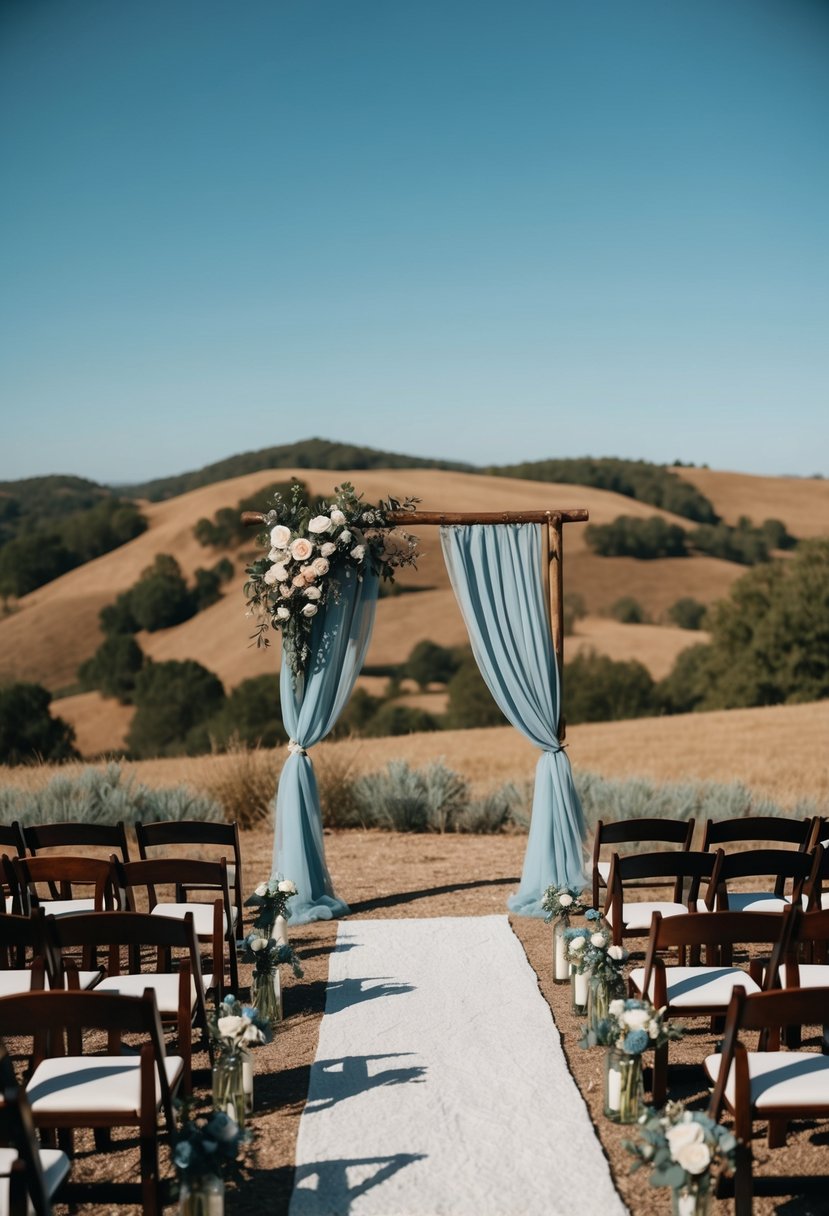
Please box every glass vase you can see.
[671,1175,711,1216]
[587,974,611,1033]
[253,968,282,1028]
[552,919,570,983]
[571,967,589,1016]
[212,1051,245,1127]
[603,1047,643,1123]
[273,914,289,946]
[241,1047,254,1114]
[179,1174,224,1216]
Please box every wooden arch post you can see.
[243,506,588,735]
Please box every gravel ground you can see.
[16,827,829,1216]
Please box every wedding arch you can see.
[242,504,589,921]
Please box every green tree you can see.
[564,651,657,723]
[404,640,461,690]
[585,515,688,559]
[446,654,508,729]
[610,597,648,624]
[656,644,714,714]
[667,597,707,631]
[0,531,75,597]
[129,555,195,631]
[206,674,287,749]
[563,592,587,636]
[363,703,442,736]
[0,682,79,764]
[77,635,145,703]
[127,661,226,758]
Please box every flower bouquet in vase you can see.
[541,884,590,983]
[208,996,270,1125]
[237,932,304,1030]
[576,922,628,1034]
[174,1107,249,1216]
[625,1101,737,1216]
[580,998,682,1124]
[244,874,299,943]
[564,927,592,1014]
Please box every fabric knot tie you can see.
[287,739,307,757]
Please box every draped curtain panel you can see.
[440,523,586,914]
[274,565,379,923]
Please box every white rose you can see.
[300,565,316,582]
[607,945,627,961]
[568,936,586,953]
[276,606,290,620]
[590,932,606,947]
[648,1018,661,1038]
[304,585,322,600]
[666,1122,704,1158]
[278,879,297,894]
[330,509,346,526]
[608,999,626,1017]
[254,882,268,897]
[279,583,293,597]
[302,603,318,617]
[270,525,291,549]
[249,936,268,952]
[350,544,365,561]
[263,567,280,585]
[290,537,314,561]
[623,1008,650,1031]
[320,541,336,557]
[675,1142,711,1175]
[339,529,352,545]
[312,557,330,577]
[558,894,574,907]
[217,1015,245,1039]
[268,547,287,562]
[271,562,289,583]
[292,574,306,589]
[308,514,332,534]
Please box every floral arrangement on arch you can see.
[244,481,419,677]
[579,996,681,1055]
[626,1101,737,1190]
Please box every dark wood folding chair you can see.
[603,849,722,947]
[630,906,796,1103]
[706,985,829,1216]
[0,827,26,917]
[135,819,244,938]
[115,857,237,996]
[23,822,131,865]
[45,910,212,1092]
[0,989,182,1216]
[0,909,62,995]
[806,815,829,855]
[591,816,695,908]
[0,1040,70,1216]
[12,855,117,920]
[702,846,819,913]
[702,814,813,853]
[802,844,829,913]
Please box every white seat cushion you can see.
[151,903,229,937]
[605,901,689,931]
[722,892,791,913]
[0,1145,70,1211]
[705,1051,829,1110]
[629,965,760,1008]
[596,860,611,884]
[801,892,829,911]
[39,898,97,917]
[95,972,199,1015]
[26,1054,183,1117]
[0,970,100,997]
[777,963,829,989]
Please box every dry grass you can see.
[677,467,829,538]
[5,700,829,811]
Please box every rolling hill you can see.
[1,464,826,757]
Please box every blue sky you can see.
[2,0,828,484]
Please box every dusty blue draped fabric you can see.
[273,565,379,923]
[440,523,586,915]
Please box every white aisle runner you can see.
[289,916,627,1216]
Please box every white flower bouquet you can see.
[626,1101,737,1210]
[244,481,418,677]
[580,996,680,1055]
[209,994,271,1054]
[541,884,589,924]
[244,874,298,935]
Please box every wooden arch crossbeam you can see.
[242,507,589,671]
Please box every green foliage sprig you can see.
[541,885,589,924]
[174,1103,250,1187]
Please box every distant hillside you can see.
[0,475,114,545]
[119,438,473,501]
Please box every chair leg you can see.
[768,1117,787,1148]
[93,1127,112,1151]
[139,1133,160,1216]
[651,1039,668,1107]
[734,1143,753,1216]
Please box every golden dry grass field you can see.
[1,464,827,758]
